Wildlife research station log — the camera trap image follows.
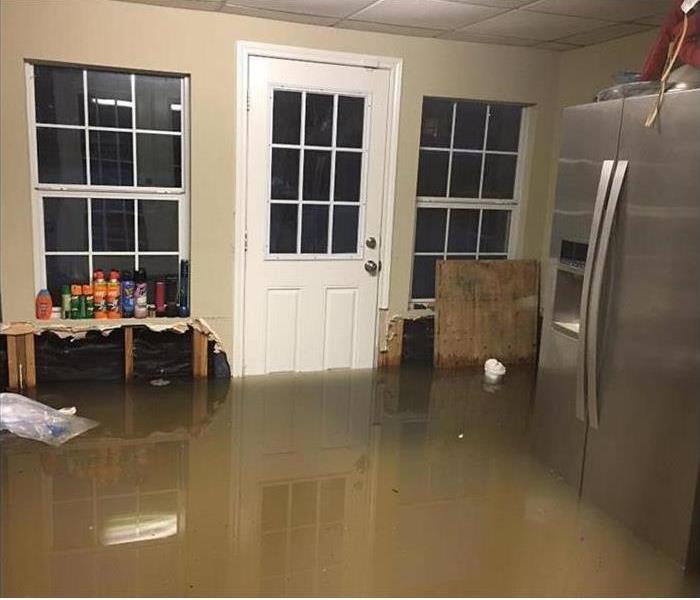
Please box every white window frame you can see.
[265,84,370,261]
[25,62,190,297]
[410,98,531,307]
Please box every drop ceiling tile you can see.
[223,0,375,19]
[221,4,337,24]
[120,0,225,10]
[560,23,653,45]
[457,10,609,41]
[524,0,672,22]
[441,30,539,46]
[447,0,538,7]
[535,41,581,50]
[351,0,507,31]
[633,14,666,26]
[337,20,442,38]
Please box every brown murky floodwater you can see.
[2,366,699,597]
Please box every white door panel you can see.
[243,57,390,375]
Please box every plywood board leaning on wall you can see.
[434,260,539,368]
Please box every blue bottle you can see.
[178,260,190,317]
[121,270,136,318]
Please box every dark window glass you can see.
[486,104,522,152]
[269,203,297,253]
[411,255,441,300]
[138,200,178,252]
[89,131,133,186]
[336,96,364,148]
[301,205,328,254]
[136,134,181,187]
[91,199,135,251]
[482,153,517,199]
[36,127,86,184]
[135,75,181,132]
[420,98,452,148]
[414,208,446,253]
[43,197,88,252]
[46,255,89,305]
[272,90,301,145]
[447,208,479,252]
[449,153,481,198]
[334,152,361,202]
[417,150,448,197]
[139,255,179,299]
[454,101,487,150]
[332,205,359,254]
[270,148,299,200]
[305,93,333,147]
[479,210,510,253]
[87,70,132,129]
[92,255,136,278]
[303,150,331,201]
[34,65,84,125]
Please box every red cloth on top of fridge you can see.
[640,0,700,81]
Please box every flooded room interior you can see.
[1,0,700,597]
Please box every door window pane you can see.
[270,203,298,253]
[92,199,135,251]
[479,210,510,253]
[482,153,517,199]
[420,98,452,148]
[90,131,134,186]
[303,150,331,201]
[305,94,333,147]
[271,148,299,200]
[336,96,364,148]
[34,65,84,125]
[136,134,181,188]
[486,104,522,152]
[449,153,481,198]
[412,255,441,300]
[447,208,479,252]
[333,152,361,202]
[43,197,88,252]
[87,70,132,129]
[417,151,448,197]
[135,75,181,132]
[301,205,328,254]
[37,127,86,184]
[46,255,89,305]
[272,90,301,145]
[332,206,359,254]
[414,208,446,253]
[138,200,179,251]
[454,101,486,150]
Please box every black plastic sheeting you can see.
[133,328,192,380]
[36,330,125,383]
[402,316,434,365]
[0,335,8,390]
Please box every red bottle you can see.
[155,280,166,317]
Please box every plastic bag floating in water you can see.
[0,393,98,446]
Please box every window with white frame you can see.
[27,63,188,304]
[410,97,526,304]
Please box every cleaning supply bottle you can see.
[82,283,94,319]
[35,289,53,320]
[70,284,82,319]
[60,285,71,319]
[106,269,121,319]
[165,274,178,317]
[134,268,148,319]
[93,270,108,319]
[155,280,166,317]
[121,270,135,318]
[178,259,190,317]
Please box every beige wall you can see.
[0,0,653,358]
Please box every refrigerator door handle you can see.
[586,160,629,429]
[576,160,615,422]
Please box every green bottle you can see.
[60,285,71,319]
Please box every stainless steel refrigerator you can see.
[532,86,700,569]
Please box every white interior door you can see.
[242,56,391,375]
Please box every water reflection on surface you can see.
[1,367,698,597]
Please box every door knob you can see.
[365,236,377,249]
[364,260,378,275]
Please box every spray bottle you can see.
[106,269,121,319]
[121,270,135,318]
[134,268,148,319]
